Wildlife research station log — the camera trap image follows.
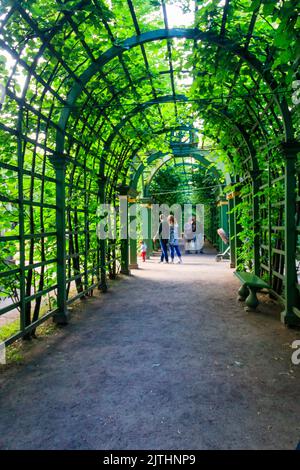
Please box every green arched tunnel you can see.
[0,0,300,345]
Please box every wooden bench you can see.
[234,271,270,310]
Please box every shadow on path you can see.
[0,253,299,450]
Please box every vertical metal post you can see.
[216,202,222,252]
[147,203,153,259]
[234,187,242,270]
[98,174,107,292]
[83,166,88,293]
[140,197,153,259]
[250,171,261,276]
[227,194,236,268]
[17,104,26,333]
[221,201,229,250]
[267,161,272,286]
[129,196,138,269]
[218,200,228,253]
[50,154,68,324]
[119,189,130,275]
[280,142,300,326]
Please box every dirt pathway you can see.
[0,253,299,449]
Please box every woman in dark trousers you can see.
[154,214,169,263]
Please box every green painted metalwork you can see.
[98,172,108,293]
[129,194,139,270]
[118,189,130,276]
[228,197,236,269]
[219,202,229,254]
[139,198,154,260]
[250,170,261,277]
[233,186,243,270]
[49,154,68,324]
[280,142,300,325]
[0,1,299,347]
[57,28,294,141]
[104,100,258,184]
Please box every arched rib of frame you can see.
[144,156,222,198]
[56,27,294,164]
[129,150,221,194]
[99,97,258,198]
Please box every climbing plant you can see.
[0,0,299,343]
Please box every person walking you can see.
[168,215,182,264]
[153,214,169,263]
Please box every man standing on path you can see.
[153,214,169,263]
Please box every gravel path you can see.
[0,252,299,449]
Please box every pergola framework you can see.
[0,0,299,345]
[126,140,223,266]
